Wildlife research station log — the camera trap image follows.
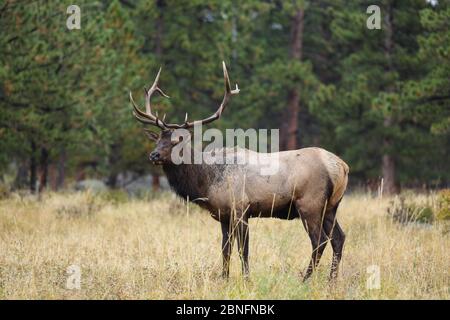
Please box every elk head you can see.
[130,62,239,165]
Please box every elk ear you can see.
[143,129,159,141]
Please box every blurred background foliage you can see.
[0,0,448,193]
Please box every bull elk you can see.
[129,62,349,280]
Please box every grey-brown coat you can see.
[130,62,349,280]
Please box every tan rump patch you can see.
[319,150,349,207]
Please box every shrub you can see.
[436,189,450,221]
[56,191,103,217]
[387,196,434,224]
[0,184,10,200]
[99,190,129,205]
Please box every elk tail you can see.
[329,160,349,208]
[321,151,349,209]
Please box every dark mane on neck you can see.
[162,163,225,201]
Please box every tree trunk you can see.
[76,167,85,182]
[29,141,37,193]
[382,153,397,195]
[107,143,119,189]
[281,8,304,150]
[56,148,66,190]
[155,0,164,57]
[14,161,28,189]
[382,2,399,195]
[39,147,49,193]
[152,0,163,192]
[108,172,118,189]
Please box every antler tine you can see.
[155,87,170,98]
[130,92,158,124]
[130,67,171,129]
[152,67,163,90]
[222,61,240,95]
[145,67,170,114]
[130,92,148,120]
[154,111,163,128]
[132,110,157,125]
[223,61,231,93]
[218,61,240,115]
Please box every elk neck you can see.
[162,160,226,202]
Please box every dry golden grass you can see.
[0,191,448,299]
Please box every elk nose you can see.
[149,151,160,162]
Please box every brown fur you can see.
[150,131,349,280]
[132,63,348,279]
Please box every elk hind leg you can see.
[296,200,329,281]
[322,202,346,280]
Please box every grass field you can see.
[0,191,448,299]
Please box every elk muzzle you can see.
[149,151,161,162]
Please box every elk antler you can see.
[172,61,240,128]
[130,61,239,130]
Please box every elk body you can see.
[130,62,349,280]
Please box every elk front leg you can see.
[235,215,250,278]
[220,221,234,279]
